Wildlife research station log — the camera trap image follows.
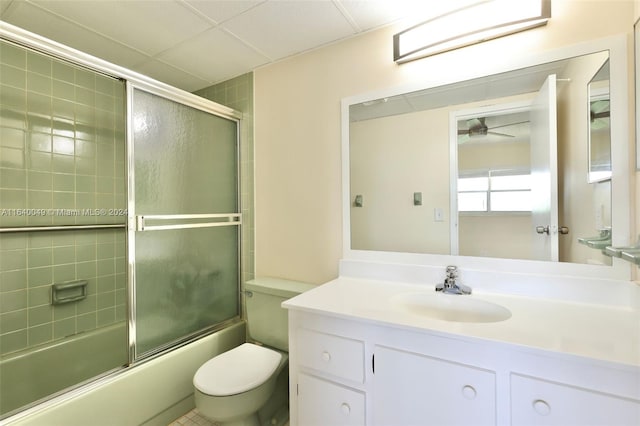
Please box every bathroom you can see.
[0,0,639,425]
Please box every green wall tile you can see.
[28,247,52,268]
[52,61,75,83]
[0,127,25,149]
[53,246,75,264]
[53,264,75,282]
[0,270,27,292]
[1,43,26,69]
[27,266,52,288]
[0,147,25,168]
[27,51,51,76]
[28,151,52,172]
[29,132,52,153]
[0,168,26,189]
[1,249,26,271]
[28,190,52,209]
[77,312,97,332]
[52,153,74,174]
[0,309,28,333]
[53,317,75,339]
[29,171,53,191]
[1,64,26,89]
[27,71,51,95]
[28,323,53,346]
[27,92,51,116]
[0,290,28,313]
[1,85,27,110]
[0,330,27,353]
[75,69,95,89]
[28,305,52,326]
[53,173,74,191]
[1,41,126,358]
[28,286,50,306]
[76,260,97,277]
[96,307,115,326]
[53,98,75,120]
[52,79,74,101]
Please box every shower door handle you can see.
[135,214,241,231]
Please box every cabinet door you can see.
[298,373,366,426]
[373,345,496,426]
[511,374,640,425]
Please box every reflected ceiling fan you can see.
[457,117,527,142]
[590,99,610,130]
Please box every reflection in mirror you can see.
[349,50,612,266]
[588,60,611,183]
[455,109,534,260]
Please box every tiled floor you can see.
[169,409,217,426]
[169,409,290,426]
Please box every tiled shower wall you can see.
[0,40,126,356]
[195,72,255,285]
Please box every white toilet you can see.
[193,277,315,426]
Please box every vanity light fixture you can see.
[393,0,551,63]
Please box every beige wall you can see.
[634,0,640,281]
[255,0,637,284]
[350,108,450,254]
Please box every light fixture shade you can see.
[394,0,551,64]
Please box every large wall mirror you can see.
[342,36,631,280]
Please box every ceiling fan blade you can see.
[591,110,610,120]
[487,131,515,138]
[487,120,529,131]
[457,134,470,143]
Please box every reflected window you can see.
[458,171,531,212]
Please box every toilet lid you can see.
[193,343,282,396]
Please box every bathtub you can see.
[0,322,128,417]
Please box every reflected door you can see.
[130,87,240,358]
[530,74,559,261]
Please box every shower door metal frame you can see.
[1,19,244,366]
[126,82,243,362]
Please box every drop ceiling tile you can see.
[133,59,211,93]
[223,0,356,59]
[28,0,212,56]
[339,0,490,32]
[185,0,265,24]
[157,28,270,85]
[338,0,418,31]
[2,1,149,69]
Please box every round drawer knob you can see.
[322,351,331,362]
[461,385,477,400]
[341,403,351,415]
[533,399,551,416]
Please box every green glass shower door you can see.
[130,87,240,358]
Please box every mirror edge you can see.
[341,34,632,281]
[635,17,640,171]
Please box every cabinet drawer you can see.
[511,374,640,426]
[297,328,365,383]
[297,373,365,426]
[373,345,496,426]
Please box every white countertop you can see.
[283,277,640,367]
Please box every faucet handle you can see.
[446,265,458,278]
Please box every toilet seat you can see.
[193,343,282,396]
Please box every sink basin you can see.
[391,292,512,323]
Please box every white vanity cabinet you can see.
[294,326,367,426]
[287,309,640,426]
[511,374,640,425]
[373,345,496,426]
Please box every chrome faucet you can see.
[435,266,472,295]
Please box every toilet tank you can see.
[245,277,315,351]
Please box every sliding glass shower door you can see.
[129,87,240,358]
